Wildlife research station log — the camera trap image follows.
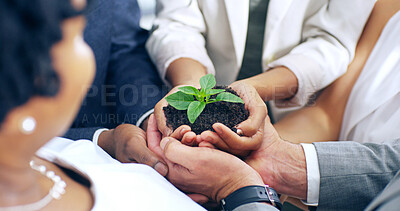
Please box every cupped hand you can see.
[98,123,168,176]
[156,136,264,202]
[154,84,200,138]
[199,81,267,156]
[245,116,307,199]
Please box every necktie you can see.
[236,0,275,123]
[236,0,270,80]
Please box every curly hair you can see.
[0,0,84,124]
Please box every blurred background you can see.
[138,0,156,30]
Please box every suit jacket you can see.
[147,0,374,108]
[64,0,165,140]
[314,140,400,210]
[366,170,400,211]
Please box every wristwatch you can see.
[221,185,282,211]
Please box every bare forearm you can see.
[242,66,298,101]
[166,58,207,87]
[274,106,339,144]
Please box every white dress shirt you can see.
[147,0,374,109]
[37,137,205,211]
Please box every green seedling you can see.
[165,74,244,124]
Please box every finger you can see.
[147,114,164,157]
[181,131,197,146]
[236,101,266,137]
[198,141,216,149]
[280,194,288,203]
[187,194,209,204]
[213,123,263,150]
[155,99,173,136]
[128,144,169,176]
[230,84,267,136]
[170,125,191,140]
[160,137,197,167]
[200,131,229,150]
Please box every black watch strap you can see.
[221,185,282,211]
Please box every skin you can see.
[0,0,95,209]
[274,0,400,143]
[154,61,268,156]
[193,1,400,209]
[147,114,267,203]
[273,1,400,209]
[0,2,268,209]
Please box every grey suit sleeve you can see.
[313,139,400,210]
[233,202,278,211]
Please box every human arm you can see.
[146,0,215,87]
[157,136,280,210]
[145,114,279,210]
[246,116,400,209]
[148,0,210,136]
[107,0,165,126]
[314,139,400,210]
[245,0,375,107]
[198,81,267,156]
[273,1,394,143]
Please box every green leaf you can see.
[199,74,216,90]
[205,89,225,96]
[187,101,206,124]
[216,92,244,103]
[178,86,200,96]
[165,91,195,110]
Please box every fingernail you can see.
[181,128,188,136]
[160,138,170,150]
[154,162,168,176]
[236,129,243,135]
[204,135,212,142]
[214,125,222,133]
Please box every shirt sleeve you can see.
[92,128,110,146]
[135,109,154,127]
[300,143,321,206]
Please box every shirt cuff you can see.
[135,109,155,128]
[268,54,321,107]
[93,128,109,146]
[300,143,320,206]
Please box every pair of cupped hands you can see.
[101,81,283,204]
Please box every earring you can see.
[20,116,37,135]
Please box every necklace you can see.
[0,160,67,211]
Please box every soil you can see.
[163,86,249,135]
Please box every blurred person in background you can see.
[147,0,375,154]
[63,0,169,175]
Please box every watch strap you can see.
[221,185,282,211]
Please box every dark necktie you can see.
[236,0,270,80]
[236,0,275,123]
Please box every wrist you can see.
[220,185,282,211]
[216,170,264,202]
[240,67,298,101]
[166,58,207,87]
[97,129,116,157]
[270,141,307,200]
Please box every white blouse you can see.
[36,137,205,211]
[339,11,400,143]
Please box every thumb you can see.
[187,194,209,204]
[129,144,169,177]
[160,137,197,167]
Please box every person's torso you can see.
[339,12,400,143]
[197,0,324,85]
